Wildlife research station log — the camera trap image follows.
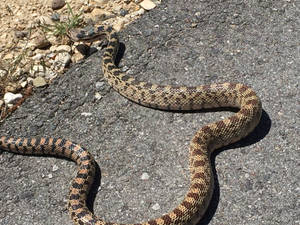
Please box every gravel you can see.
[0,0,299,225]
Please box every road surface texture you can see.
[0,1,299,225]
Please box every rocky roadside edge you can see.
[0,0,160,120]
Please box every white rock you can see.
[140,0,156,10]
[52,165,59,172]
[4,92,23,104]
[141,172,150,180]
[151,203,160,210]
[95,92,102,100]
[81,112,92,117]
[30,65,45,76]
[95,81,105,89]
[20,81,28,88]
[55,52,71,68]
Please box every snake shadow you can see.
[85,109,271,224]
[197,109,271,225]
[86,162,102,212]
[82,43,127,211]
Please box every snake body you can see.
[1,26,262,225]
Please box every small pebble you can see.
[20,81,28,88]
[81,112,92,117]
[95,92,102,100]
[52,0,66,10]
[195,12,201,18]
[95,81,105,90]
[54,52,71,68]
[4,92,23,104]
[33,77,47,87]
[140,0,156,10]
[151,203,160,210]
[34,36,51,49]
[52,165,59,172]
[31,65,44,74]
[141,172,150,180]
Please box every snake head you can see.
[67,25,108,43]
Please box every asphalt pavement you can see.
[0,1,299,225]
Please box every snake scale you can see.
[1,25,262,225]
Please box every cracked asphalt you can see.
[0,1,299,225]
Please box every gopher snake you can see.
[1,26,262,225]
